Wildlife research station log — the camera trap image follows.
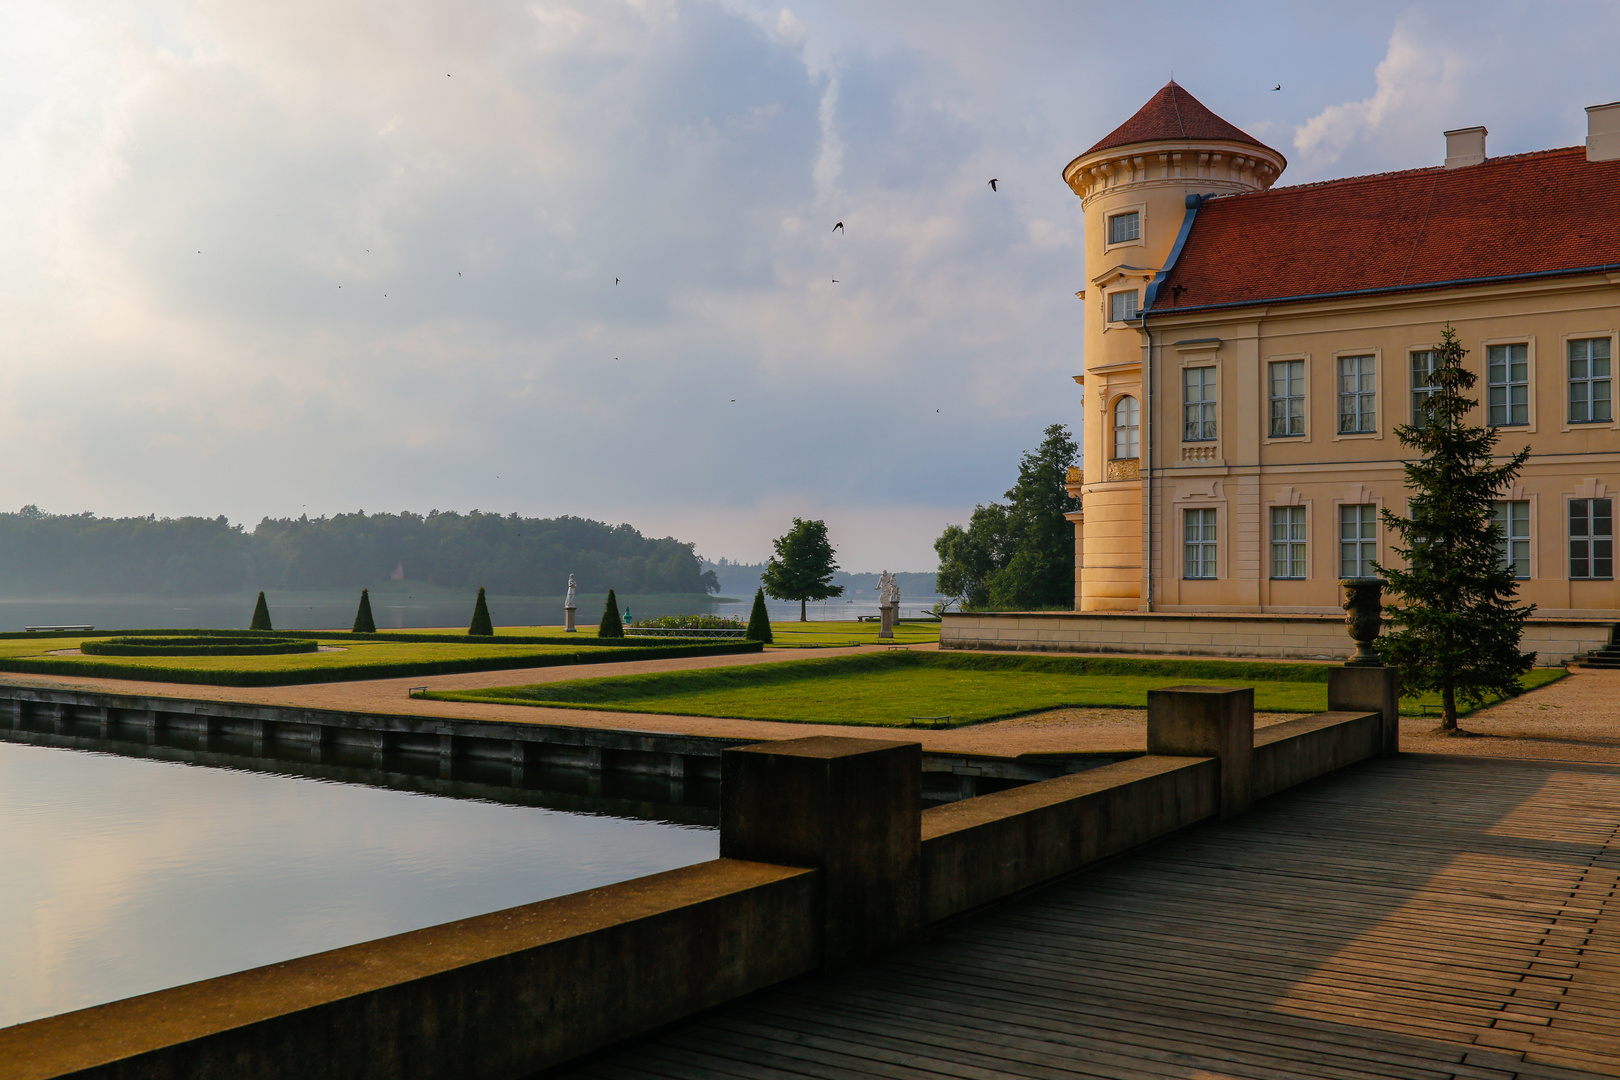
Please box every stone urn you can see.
[1339,577,1386,667]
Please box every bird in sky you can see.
[831,279,839,284]
[988,179,998,191]
[832,222,844,233]
[1272,84,1281,91]
[615,278,619,285]
[730,399,736,402]
[458,271,462,276]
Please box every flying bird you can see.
[832,222,843,233]
[615,278,619,285]
[831,279,839,284]
[988,179,998,191]
[1272,84,1281,91]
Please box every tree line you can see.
[0,507,718,597]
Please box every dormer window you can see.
[1108,211,1141,244]
[1109,290,1139,322]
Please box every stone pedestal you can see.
[1146,685,1254,819]
[878,603,896,639]
[564,605,577,632]
[720,736,920,971]
[1328,665,1401,757]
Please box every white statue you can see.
[876,570,899,608]
[564,574,577,610]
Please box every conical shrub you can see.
[352,588,376,634]
[598,589,624,638]
[468,587,494,636]
[746,588,773,643]
[249,591,274,632]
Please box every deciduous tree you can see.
[762,519,844,621]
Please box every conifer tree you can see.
[1376,323,1536,734]
[599,589,624,637]
[746,587,773,643]
[468,586,494,636]
[249,591,274,632]
[352,588,376,634]
[762,518,843,621]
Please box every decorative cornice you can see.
[1063,139,1285,203]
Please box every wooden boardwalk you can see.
[560,753,1620,1080]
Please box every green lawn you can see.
[0,634,761,687]
[760,619,941,648]
[429,651,1567,727]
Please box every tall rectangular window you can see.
[1184,508,1217,579]
[1109,290,1139,322]
[1338,355,1377,433]
[1269,359,1305,437]
[1411,350,1438,425]
[1270,506,1307,579]
[1339,504,1377,577]
[1569,338,1612,423]
[1570,498,1614,579]
[1491,501,1530,579]
[1183,367,1217,441]
[1108,211,1140,244]
[1487,343,1529,426]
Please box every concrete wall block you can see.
[1253,712,1380,798]
[1327,666,1401,757]
[1147,686,1254,818]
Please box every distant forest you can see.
[0,506,718,597]
[704,559,938,600]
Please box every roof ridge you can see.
[1202,144,1586,201]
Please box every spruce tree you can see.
[599,589,624,637]
[352,588,376,634]
[746,587,773,643]
[1375,323,1536,734]
[249,591,274,632]
[468,586,494,636]
[761,518,844,621]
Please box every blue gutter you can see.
[1144,260,1620,319]
[1142,193,1204,311]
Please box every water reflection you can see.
[0,739,717,1029]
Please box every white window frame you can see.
[1337,354,1378,435]
[1568,337,1613,425]
[1107,210,1141,245]
[1570,498,1614,580]
[1339,504,1378,578]
[1410,349,1438,426]
[1268,359,1306,438]
[1184,508,1218,580]
[1486,342,1530,427]
[1112,395,1139,460]
[1269,506,1307,580]
[1183,367,1217,442]
[1491,500,1531,579]
[1108,289,1140,323]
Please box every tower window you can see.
[1108,211,1141,245]
[1109,290,1139,322]
[1112,395,1139,459]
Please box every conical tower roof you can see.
[1085,81,1281,160]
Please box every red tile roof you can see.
[1150,146,1620,314]
[1085,81,1280,159]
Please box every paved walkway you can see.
[564,750,1620,1080]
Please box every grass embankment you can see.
[428,650,1566,728]
[0,634,761,687]
[362,620,941,648]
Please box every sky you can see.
[3,1,1618,570]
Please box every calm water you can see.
[0,589,942,632]
[0,740,716,1029]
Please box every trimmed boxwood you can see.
[81,635,320,657]
[0,640,764,687]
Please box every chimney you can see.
[1587,101,1620,162]
[1444,126,1487,169]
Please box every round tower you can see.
[1061,82,1286,611]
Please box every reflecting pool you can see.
[0,740,717,1029]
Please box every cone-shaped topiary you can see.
[468,587,495,636]
[746,588,773,643]
[249,591,274,632]
[352,588,377,634]
[599,589,624,638]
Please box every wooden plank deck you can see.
[557,754,1620,1080]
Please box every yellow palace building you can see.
[944,82,1620,662]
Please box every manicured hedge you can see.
[81,635,319,657]
[0,640,764,687]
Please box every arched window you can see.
[1112,395,1139,459]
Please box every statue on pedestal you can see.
[876,570,899,639]
[564,573,578,632]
